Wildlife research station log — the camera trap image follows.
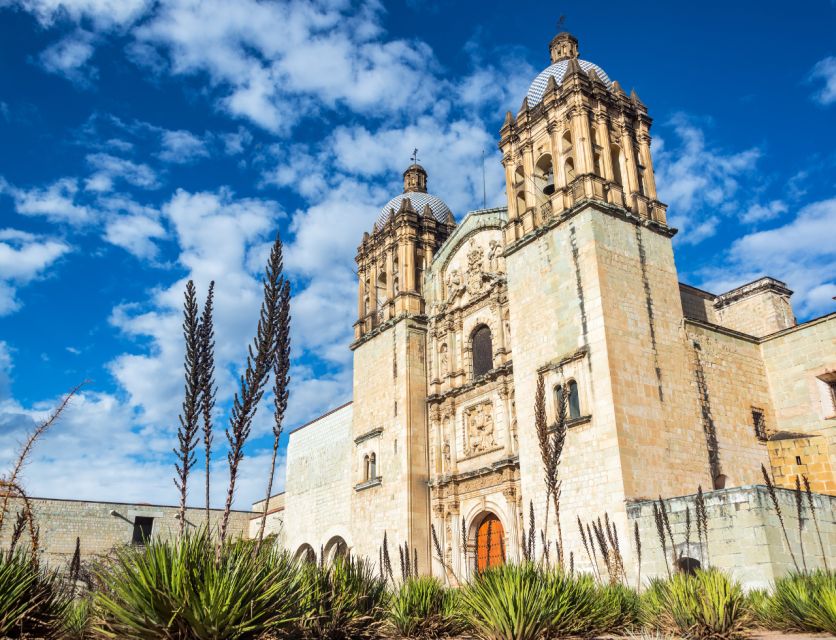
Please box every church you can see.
[253,31,836,588]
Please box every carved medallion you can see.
[464,401,496,455]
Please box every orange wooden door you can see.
[475,514,505,572]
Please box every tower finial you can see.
[549,30,578,64]
[411,148,419,165]
[403,156,427,194]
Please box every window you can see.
[472,326,493,378]
[132,516,153,545]
[564,158,575,184]
[363,454,370,481]
[369,453,376,479]
[816,373,836,418]
[554,380,581,421]
[751,409,767,442]
[610,144,624,187]
[534,154,554,195]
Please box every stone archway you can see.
[294,543,316,564]
[323,536,348,563]
[473,512,505,572]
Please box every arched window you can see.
[637,165,647,196]
[515,190,526,215]
[376,271,387,308]
[472,326,493,379]
[554,380,581,420]
[561,130,573,154]
[369,453,376,479]
[564,158,576,184]
[593,152,602,177]
[514,165,525,185]
[534,154,554,195]
[363,454,370,481]
[610,144,624,187]
[414,247,423,294]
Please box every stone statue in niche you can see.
[439,343,449,378]
[466,240,485,295]
[446,269,464,302]
[442,440,451,470]
[465,402,495,454]
[487,240,504,273]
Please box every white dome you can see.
[376,192,452,228]
[526,59,612,105]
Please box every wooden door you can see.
[475,513,505,572]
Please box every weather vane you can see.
[411,148,419,165]
[557,15,567,31]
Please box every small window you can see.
[751,409,767,442]
[132,516,153,545]
[554,381,581,421]
[796,456,803,466]
[363,454,370,481]
[472,326,493,379]
[369,453,376,479]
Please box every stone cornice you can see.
[354,427,383,445]
[503,199,675,260]
[350,314,428,351]
[537,346,589,375]
[713,277,793,310]
[429,455,520,488]
[427,361,513,403]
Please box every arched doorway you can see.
[323,536,348,563]
[294,543,316,564]
[475,513,505,572]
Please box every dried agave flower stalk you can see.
[761,463,799,572]
[652,502,670,577]
[634,521,642,590]
[198,282,216,530]
[803,475,828,571]
[794,475,807,572]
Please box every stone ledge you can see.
[354,427,384,445]
[354,477,382,492]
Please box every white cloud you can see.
[103,212,166,259]
[0,228,71,315]
[654,114,761,244]
[741,200,787,224]
[39,29,96,84]
[0,177,94,224]
[809,56,836,106]
[11,0,151,29]
[158,129,209,164]
[700,197,836,317]
[85,152,158,192]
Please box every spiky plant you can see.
[761,464,799,572]
[62,597,92,640]
[802,475,828,571]
[641,568,751,639]
[767,570,836,634]
[198,281,216,530]
[94,530,300,639]
[295,554,389,640]
[174,280,201,537]
[386,576,461,639]
[218,233,288,551]
[257,273,291,549]
[0,548,69,639]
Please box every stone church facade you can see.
[259,32,836,586]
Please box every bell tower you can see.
[502,31,710,568]
[349,163,455,568]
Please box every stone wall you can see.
[627,485,836,589]
[249,492,286,545]
[713,278,795,339]
[283,403,352,561]
[769,435,836,496]
[0,496,251,567]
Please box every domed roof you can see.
[526,59,612,106]
[376,191,453,229]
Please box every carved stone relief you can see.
[466,240,485,295]
[464,401,496,455]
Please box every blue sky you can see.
[0,0,834,509]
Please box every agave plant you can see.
[641,568,750,639]
[93,530,301,639]
[295,554,389,639]
[0,548,69,638]
[768,570,836,634]
[386,575,461,639]
[459,563,553,640]
[62,597,93,639]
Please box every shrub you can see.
[459,563,552,640]
[768,570,836,634]
[63,597,93,639]
[641,569,750,639]
[93,531,301,639]
[295,554,389,639]
[0,549,69,638]
[386,576,461,639]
